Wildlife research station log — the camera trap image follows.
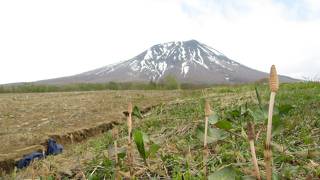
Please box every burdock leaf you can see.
[208,114,219,124]
[272,172,280,180]
[215,120,232,130]
[133,130,146,161]
[252,108,268,122]
[226,108,241,121]
[196,125,227,144]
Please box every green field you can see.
[2,82,320,179]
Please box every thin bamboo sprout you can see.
[128,102,133,143]
[204,116,209,148]
[204,100,211,147]
[114,140,121,180]
[249,141,261,180]
[112,128,120,180]
[265,92,275,180]
[127,102,134,179]
[247,122,261,180]
[203,100,211,178]
[31,165,35,180]
[266,92,276,148]
[114,141,118,164]
[203,116,209,178]
[265,65,279,180]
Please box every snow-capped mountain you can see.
[37,40,296,84]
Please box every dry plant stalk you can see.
[31,165,35,180]
[264,65,279,180]
[203,100,211,178]
[127,102,134,179]
[247,122,261,180]
[112,128,121,180]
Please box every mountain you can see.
[37,40,296,84]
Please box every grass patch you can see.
[9,82,320,179]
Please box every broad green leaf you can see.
[208,167,237,180]
[147,143,160,158]
[239,176,256,180]
[47,176,55,180]
[196,125,227,144]
[251,108,267,122]
[142,131,150,143]
[88,175,100,180]
[132,105,143,119]
[215,120,232,130]
[272,172,280,180]
[133,130,146,161]
[228,109,241,120]
[208,114,219,124]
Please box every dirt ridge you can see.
[0,121,118,175]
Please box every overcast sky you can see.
[0,0,320,84]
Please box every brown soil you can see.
[0,121,118,174]
[0,90,180,174]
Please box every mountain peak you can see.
[36,40,297,85]
[141,40,225,64]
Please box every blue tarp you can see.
[16,138,63,169]
[16,152,44,169]
[46,138,63,155]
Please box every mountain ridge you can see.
[36,39,297,85]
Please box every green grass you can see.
[9,82,319,179]
[81,82,320,179]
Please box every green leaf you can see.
[147,143,160,158]
[88,175,100,180]
[239,176,256,180]
[215,120,232,130]
[228,109,241,120]
[272,172,280,180]
[251,108,267,122]
[132,105,143,119]
[118,152,126,159]
[142,131,150,143]
[208,167,237,180]
[208,114,219,124]
[133,130,146,161]
[47,176,55,180]
[196,125,227,144]
[255,87,263,111]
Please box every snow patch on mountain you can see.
[112,39,246,81]
[181,62,189,76]
[82,40,272,83]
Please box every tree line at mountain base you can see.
[0,76,215,93]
